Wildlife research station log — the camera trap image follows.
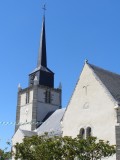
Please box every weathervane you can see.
[42,4,46,15]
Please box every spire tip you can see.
[42,4,46,15]
[85,59,88,64]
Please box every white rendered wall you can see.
[19,103,33,130]
[51,91,61,105]
[19,90,33,130]
[20,93,26,106]
[12,129,24,160]
[38,88,45,102]
[62,63,117,160]
[29,90,33,103]
[37,88,61,123]
[20,90,33,106]
[18,87,61,131]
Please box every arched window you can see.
[79,128,85,138]
[86,127,91,137]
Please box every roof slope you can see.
[21,130,37,137]
[37,109,65,136]
[88,63,120,103]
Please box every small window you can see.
[45,90,51,103]
[79,128,85,138]
[86,127,91,137]
[26,92,30,104]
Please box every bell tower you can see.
[15,15,62,132]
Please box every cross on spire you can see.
[42,4,46,15]
[29,5,54,88]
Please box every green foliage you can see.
[14,134,116,160]
[0,149,11,160]
[0,141,12,160]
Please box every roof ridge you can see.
[87,62,120,103]
[88,63,120,77]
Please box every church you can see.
[12,15,120,160]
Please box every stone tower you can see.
[15,15,62,132]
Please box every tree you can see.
[14,134,116,160]
[0,141,12,160]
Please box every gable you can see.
[12,129,24,145]
[62,62,117,143]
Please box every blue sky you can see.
[0,0,120,149]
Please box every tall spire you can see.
[29,8,54,88]
[37,15,47,68]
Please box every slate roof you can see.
[29,66,54,75]
[88,63,120,103]
[37,109,65,136]
[37,15,47,68]
[42,111,55,122]
[21,130,37,137]
[29,15,54,75]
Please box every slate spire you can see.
[29,13,54,88]
[37,15,47,68]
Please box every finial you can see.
[59,82,62,89]
[114,103,119,110]
[34,76,38,85]
[85,59,88,64]
[42,4,46,15]
[114,102,120,110]
[18,83,22,91]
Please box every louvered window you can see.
[45,90,51,103]
[26,92,30,104]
